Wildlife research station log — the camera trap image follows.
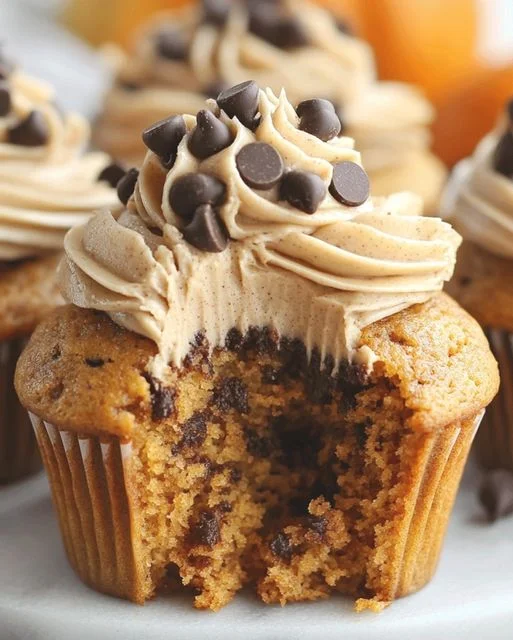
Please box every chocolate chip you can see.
[249,4,308,49]
[183,204,229,252]
[330,161,369,207]
[85,358,105,368]
[217,80,260,130]
[493,131,513,178]
[188,109,233,159]
[269,532,293,560]
[154,29,188,60]
[145,374,175,421]
[236,142,284,190]
[261,365,281,384]
[0,82,11,116]
[479,469,513,522]
[244,428,271,458]
[169,173,226,221]
[279,170,327,214]
[189,510,220,547]
[202,0,230,25]
[117,167,139,205]
[175,411,208,451]
[297,99,341,141]
[213,377,249,413]
[203,80,229,100]
[306,515,327,537]
[142,115,186,168]
[97,162,126,188]
[7,111,48,146]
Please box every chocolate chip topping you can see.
[493,131,513,178]
[142,115,186,168]
[117,167,139,205]
[297,99,341,141]
[249,4,308,49]
[202,0,230,25]
[330,161,369,207]
[169,173,226,221]
[97,162,126,188]
[203,80,229,100]
[217,80,260,130]
[154,29,188,60]
[236,142,284,190]
[7,111,48,147]
[279,170,327,214]
[183,204,229,252]
[479,469,513,522]
[188,109,233,159]
[0,82,11,117]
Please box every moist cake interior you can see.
[128,327,421,611]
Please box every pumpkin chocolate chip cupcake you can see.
[443,100,513,478]
[17,85,497,611]
[0,57,120,483]
[94,0,446,212]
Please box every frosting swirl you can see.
[64,89,460,374]
[0,70,120,262]
[442,126,513,260]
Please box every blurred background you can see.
[2,0,513,167]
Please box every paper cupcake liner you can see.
[30,410,484,606]
[474,328,513,471]
[0,337,40,484]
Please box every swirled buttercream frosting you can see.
[442,106,513,259]
[94,0,444,206]
[64,86,460,375]
[0,66,120,262]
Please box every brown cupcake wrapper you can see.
[474,328,513,471]
[30,410,484,605]
[0,337,41,484]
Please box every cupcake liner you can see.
[474,329,513,471]
[30,410,484,606]
[0,337,40,484]
[393,410,483,598]
[29,414,148,603]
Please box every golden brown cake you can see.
[94,0,446,211]
[442,102,513,473]
[0,57,119,483]
[16,84,497,610]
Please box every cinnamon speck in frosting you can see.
[61,85,460,375]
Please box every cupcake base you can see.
[0,337,40,484]
[29,407,483,610]
[474,328,513,471]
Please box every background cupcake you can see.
[94,0,446,211]
[442,101,513,474]
[17,85,497,611]
[0,55,120,483]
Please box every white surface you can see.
[1,465,513,640]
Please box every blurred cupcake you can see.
[94,0,445,211]
[0,57,120,483]
[442,100,513,472]
[17,85,497,610]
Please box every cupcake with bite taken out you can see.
[443,99,513,479]
[0,55,120,483]
[17,82,497,611]
[94,0,446,212]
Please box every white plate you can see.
[1,462,512,640]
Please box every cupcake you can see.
[0,59,120,483]
[94,0,446,211]
[442,101,513,473]
[16,85,497,611]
